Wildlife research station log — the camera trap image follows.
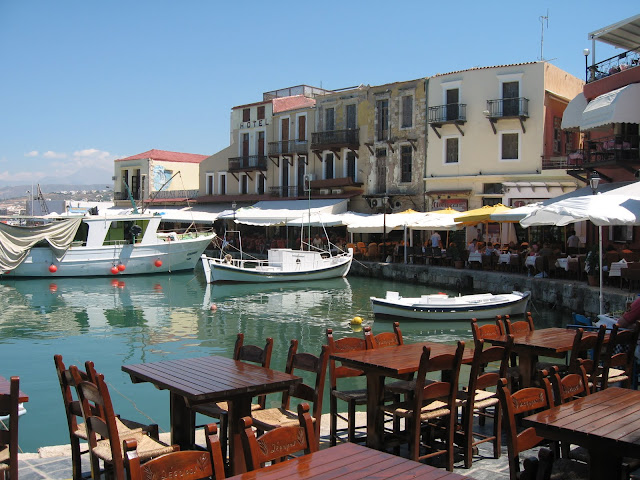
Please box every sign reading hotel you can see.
[239,120,268,129]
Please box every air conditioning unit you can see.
[394,200,402,208]
[370,198,380,208]
[331,188,343,195]
[319,189,330,195]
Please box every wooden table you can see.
[485,327,590,387]
[226,442,473,480]
[122,355,300,475]
[523,387,640,480]
[330,341,473,450]
[0,375,29,402]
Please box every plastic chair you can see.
[0,376,20,480]
[124,424,226,480]
[249,341,328,445]
[325,328,367,445]
[192,334,273,457]
[239,403,317,471]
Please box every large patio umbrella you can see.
[521,193,640,314]
[454,204,512,224]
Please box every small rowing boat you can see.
[370,290,530,320]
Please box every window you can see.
[297,115,306,141]
[324,153,334,179]
[206,173,215,195]
[376,148,386,194]
[501,132,519,160]
[376,99,389,140]
[502,81,520,116]
[257,131,265,156]
[257,105,265,120]
[401,95,413,128]
[483,183,503,194]
[553,117,562,154]
[446,89,459,121]
[400,146,412,182]
[346,104,357,129]
[483,198,502,207]
[346,151,356,181]
[325,108,335,131]
[445,137,459,164]
[257,174,266,195]
[240,174,248,194]
[219,173,226,195]
[242,133,249,157]
[242,108,250,122]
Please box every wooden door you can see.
[281,118,289,154]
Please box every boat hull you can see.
[201,251,352,283]
[370,291,530,321]
[3,235,214,277]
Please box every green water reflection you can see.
[0,268,563,452]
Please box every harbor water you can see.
[0,265,564,452]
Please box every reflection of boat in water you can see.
[0,214,214,277]
[370,291,531,321]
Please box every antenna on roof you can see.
[539,9,549,61]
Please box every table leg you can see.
[169,392,195,449]
[227,396,252,476]
[589,450,621,480]
[365,373,384,450]
[518,352,533,387]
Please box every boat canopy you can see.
[0,218,82,271]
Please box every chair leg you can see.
[493,405,502,459]
[463,406,473,469]
[330,393,338,446]
[219,413,228,461]
[347,400,356,443]
[70,436,84,480]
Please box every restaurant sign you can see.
[510,198,548,208]
[432,198,468,211]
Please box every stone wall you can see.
[350,261,631,317]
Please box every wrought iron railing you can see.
[268,186,299,198]
[427,104,467,123]
[267,140,308,155]
[486,97,529,118]
[541,156,573,169]
[228,155,267,171]
[311,129,359,148]
[587,46,640,83]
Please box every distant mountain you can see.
[0,184,111,200]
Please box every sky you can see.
[0,1,638,187]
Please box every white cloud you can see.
[0,170,47,181]
[24,150,39,157]
[43,151,67,159]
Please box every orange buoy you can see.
[111,266,119,275]
[117,263,126,272]
[154,259,163,268]
[49,264,58,273]
[153,284,163,291]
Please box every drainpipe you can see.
[423,77,429,212]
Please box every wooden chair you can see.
[383,342,464,471]
[566,325,606,391]
[473,318,521,391]
[72,366,174,480]
[600,321,640,390]
[504,313,535,335]
[497,378,588,480]
[366,242,379,261]
[364,321,403,349]
[0,376,20,480]
[239,403,317,471]
[458,336,512,468]
[325,328,367,445]
[124,424,226,480]
[192,334,273,456]
[249,341,328,445]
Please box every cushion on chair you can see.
[250,407,317,430]
[92,431,173,463]
[194,400,262,417]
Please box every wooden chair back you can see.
[326,329,366,388]
[567,325,606,388]
[364,322,403,349]
[467,336,513,394]
[54,355,91,480]
[239,403,317,471]
[367,243,379,261]
[548,362,590,406]
[233,333,273,408]
[601,321,640,389]
[497,378,551,480]
[471,317,505,344]
[504,312,535,335]
[281,340,328,439]
[124,424,225,480]
[0,376,20,480]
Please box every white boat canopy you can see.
[228,199,348,226]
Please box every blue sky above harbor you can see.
[0,1,637,186]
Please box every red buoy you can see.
[154,259,163,268]
[49,283,58,292]
[111,279,119,287]
[117,263,126,272]
[111,266,119,275]
[49,264,58,273]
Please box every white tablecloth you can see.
[525,256,537,267]
[468,252,482,263]
[498,253,512,264]
[609,260,629,277]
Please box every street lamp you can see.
[589,171,600,194]
[231,201,237,222]
[588,170,603,315]
[583,48,591,82]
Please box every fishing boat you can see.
[201,246,353,283]
[370,290,530,321]
[0,214,215,277]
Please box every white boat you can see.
[370,290,531,321]
[0,214,215,277]
[201,247,353,283]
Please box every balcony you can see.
[311,129,359,151]
[228,155,267,172]
[485,97,529,134]
[268,139,308,156]
[584,47,640,100]
[428,104,467,124]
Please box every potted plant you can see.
[585,244,599,286]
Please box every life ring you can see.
[224,254,233,264]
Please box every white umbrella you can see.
[521,193,640,314]
[408,212,460,230]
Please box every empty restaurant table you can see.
[330,341,473,450]
[522,387,640,480]
[0,376,28,403]
[122,355,301,475]
[225,442,473,480]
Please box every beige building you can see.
[113,149,207,207]
[424,62,584,213]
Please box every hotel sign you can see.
[239,120,269,129]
